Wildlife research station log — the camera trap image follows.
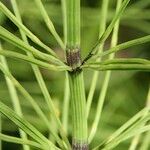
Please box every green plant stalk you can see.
[62,73,70,134]
[88,0,122,143]
[83,64,150,71]
[88,58,150,65]
[66,0,88,149]
[61,0,70,134]
[10,1,70,149]
[86,0,109,118]
[92,35,150,59]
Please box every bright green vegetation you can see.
[0,0,150,150]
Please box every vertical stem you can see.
[66,0,88,149]
[61,0,70,134]
[88,0,122,143]
[86,0,109,118]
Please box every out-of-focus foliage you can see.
[0,0,150,149]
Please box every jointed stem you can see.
[66,0,88,149]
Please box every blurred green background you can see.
[0,0,150,149]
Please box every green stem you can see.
[34,0,65,50]
[68,71,88,149]
[93,35,150,59]
[61,0,70,135]
[86,0,109,118]
[66,0,88,149]
[88,0,122,143]
[62,72,70,134]
[83,64,150,71]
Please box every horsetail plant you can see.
[0,0,150,150]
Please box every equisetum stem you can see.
[66,0,88,149]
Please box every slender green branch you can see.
[92,35,150,59]
[83,0,130,63]
[0,49,70,71]
[0,133,44,150]
[61,0,70,135]
[66,0,88,149]
[0,2,56,56]
[62,72,70,134]
[34,0,65,50]
[86,0,109,118]
[88,0,122,143]
[83,64,150,71]
[87,58,150,65]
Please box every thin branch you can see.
[86,0,109,118]
[88,0,122,143]
[83,64,150,72]
[83,0,130,63]
[34,0,65,50]
[92,35,150,60]
[0,49,70,71]
[61,0,70,135]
